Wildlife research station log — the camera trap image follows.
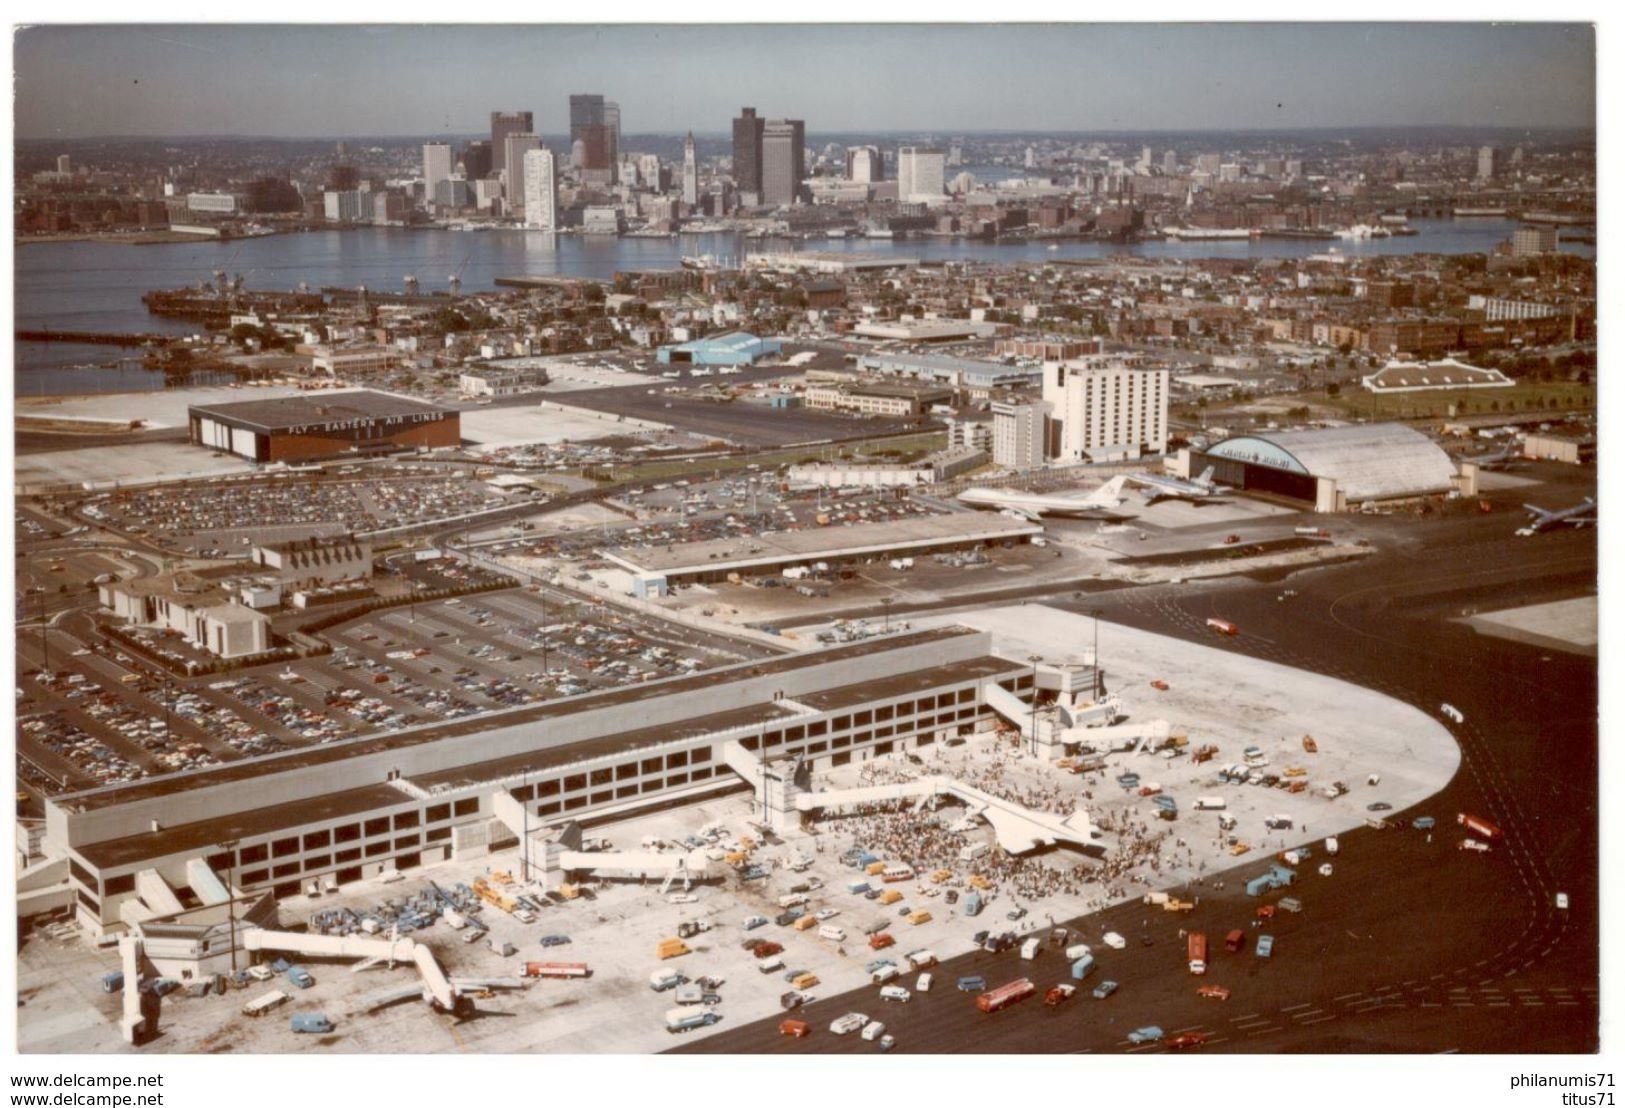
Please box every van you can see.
[916,973,933,993]
[1020,937,1042,960]
[791,972,820,990]
[757,956,785,974]
[657,938,691,959]
[871,965,901,985]
[860,1020,887,1042]
[957,842,990,863]
[1224,929,1246,953]
[1102,932,1126,950]
[1324,836,1340,855]
[1065,943,1093,961]
[794,915,819,932]
[649,969,685,991]
[907,910,932,925]
[1194,796,1227,810]
[818,925,847,942]
[879,890,903,906]
[777,893,809,909]
[779,1019,811,1038]
[880,985,911,1003]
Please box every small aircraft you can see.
[1515,497,1595,536]
[957,476,1133,522]
[1128,466,1228,504]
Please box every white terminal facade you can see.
[1041,357,1170,462]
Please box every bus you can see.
[524,962,592,979]
[976,978,1037,1014]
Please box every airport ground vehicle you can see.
[917,973,933,992]
[539,933,572,947]
[957,975,987,992]
[1457,812,1504,842]
[1169,1031,1211,1050]
[1103,932,1126,949]
[1020,937,1042,960]
[869,932,896,950]
[861,1020,887,1042]
[243,990,290,1018]
[829,1012,868,1035]
[286,966,314,989]
[1198,984,1231,1000]
[1187,931,1208,974]
[880,985,911,1003]
[977,978,1037,1013]
[1206,618,1239,636]
[1246,864,1298,897]
[650,969,687,991]
[524,962,591,979]
[290,1013,333,1033]
[658,938,691,959]
[1070,954,1097,980]
[1045,984,1076,1006]
[101,971,124,993]
[779,1019,810,1038]
[1127,1026,1163,1044]
[1225,929,1247,953]
[1093,980,1119,999]
[666,1008,721,1034]
[1257,934,1276,958]
[742,915,768,931]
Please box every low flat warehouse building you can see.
[601,512,1040,587]
[46,628,1034,936]
[188,389,460,464]
[1190,422,1467,512]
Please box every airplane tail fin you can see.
[1197,466,1216,486]
[1093,475,1129,504]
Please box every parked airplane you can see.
[1471,443,1525,471]
[957,476,1133,522]
[1128,466,1228,504]
[1515,497,1595,536]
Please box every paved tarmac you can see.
[678,497,1598,1054]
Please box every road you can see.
[676,504,1597,1054]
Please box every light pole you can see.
[881,597,893,634]
[220,839,240,975]
[520,767,532,883]
[1027,654,1042,757]
[1092,609,1104,700]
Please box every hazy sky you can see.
[14,23,1595,140]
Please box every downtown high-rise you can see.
[490,111,534,174]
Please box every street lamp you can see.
[520,767,532,883]
[219,839,240,975]
[881,597,894,634]
[1091,609,1104,700]
[1027,653,1043,757]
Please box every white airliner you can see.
[1127,465,1228,504]
[1515,497,1596,537]
[956,476,1133,522]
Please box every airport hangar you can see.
[1179,422,1473,512]
[187,389,460,464]
[600,513,1042,594]
[47,628,1045,938]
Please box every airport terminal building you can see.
[47,628,1035,936]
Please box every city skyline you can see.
[14,23,1596,140]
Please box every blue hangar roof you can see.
[657,331,782,364]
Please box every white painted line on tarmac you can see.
[1298,1014,1337,1025]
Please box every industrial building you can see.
[656,331,782,366]
[1189,422,1468,511]
[187,390,460,464]
[855,351,1043,393]
[45,628,1038,936]
[1361,358,1514,393]
[602,513,1040,588]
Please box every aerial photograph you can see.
[8,20,1602,1067]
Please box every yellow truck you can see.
[794,915,819,932]
[931,869,953,884]
[657,938,691,960]
[969,874,992,891]
[878,890,904,906]
[907,910,933,926]
[865,861,888,876]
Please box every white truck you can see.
[242,989,290,1018]
[1194,796,1227,811]
[665,1008,721,1034]
[1020,937,1042,960]
[443,909,468,930]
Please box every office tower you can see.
[1195,153,1222,175]
[637,153,663,191]
[570,93,607,171]
[461,141,492,182]
[502,133,542,214]
[580,124,615,186]
[845,146,883,184]
[604,101,621,177]
[1024,146,1037,168]
[421,143,453,208]
[1477,145,1502,182]
[523,148,558,230]
[1285,158,1304,179]
[1218,163,1242,182]
[682,132,699,206]
[948,145,963,166]
[490,111,534,174]
[56,154,71,175]
[732,107,764,201]
[1510,146,1525,169]
[992,399,1052,470]
[761,118,806,206]
[1041,360,1169,461]
[1139,146,1153,172]
[897,147,946,202]
[1162,150,1178,174]
[1511,225,1558,257]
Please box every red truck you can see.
[1206,618,1239,636]
[522,962,591,979]
[1456,812,1504,842]
[976,978,1037,1013]
[1187,931,1208,975]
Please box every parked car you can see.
[956,975,987,992]
[1127,1025,1164,1044]
[1092,980,1119,1000]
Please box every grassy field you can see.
[603,430,950,483]
[1217,380,1596,425]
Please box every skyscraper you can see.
[523,148,558,230]
[761,119,805,207]
[682,132,699,206]
[570,94,606,161]
[604,101,621,179]
[502,133,542,215]
[490,111,534,175]
[897,147,946,202]
[1162,150,1178,174]
[421,143,453,209]
[461,141,492,182]
[732,107,764,203]
[1477,145,1502,182]
[845,146,883,184]
[580,124,615,187]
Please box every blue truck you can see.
[1245,864,1298,897]
[1070,954,1097,980]
[286,966,315,989]
[100,971,124,993]
[963,891,983,917]
[290,1013,334,1033]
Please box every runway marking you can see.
[1231,1013,1263,1023]
[1248,1026,1283,1037]
[1333,992,1364,1002]
[1298,1014,1337,1026]
[1281,1002,1313,1012]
